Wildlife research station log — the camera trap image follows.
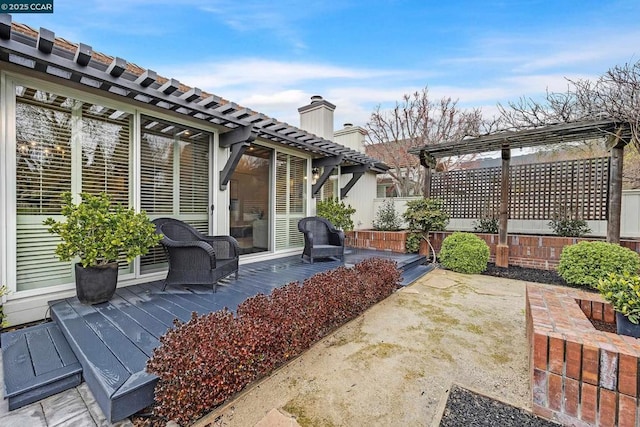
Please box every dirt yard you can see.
[195,268,534,427]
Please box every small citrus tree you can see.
[44,192,161,267]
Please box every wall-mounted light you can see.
[312,167,320,181]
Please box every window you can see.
[139,116,211,272]
[15,85,132,291]
[275,153,307,250]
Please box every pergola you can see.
[409,119,633,267]
[0,15,388,198]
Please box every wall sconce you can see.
[312,168,320,181]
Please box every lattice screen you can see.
[430,157,610,220]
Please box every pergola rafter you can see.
[409,119,633,267]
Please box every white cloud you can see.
[164,59,404,90]
[161,55,619,129]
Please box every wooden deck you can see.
[9,250,430,422]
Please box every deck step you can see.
[398,254,427,272]
[1,322,82,410]
[400,264,435,286]
[50,298,159,423]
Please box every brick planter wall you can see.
[345,230,410,253]
[527,285,640,426]
[429,232,640,270]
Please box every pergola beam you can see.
[606,127,630,243]
[496,148,510,267]
[340,164,372,198]
[219,126,257,191]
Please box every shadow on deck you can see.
[2,249,432,422]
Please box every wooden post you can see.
[424,167,432,198]
[607,133,625,243]
[496,147,510,267]
[420,150,435,198]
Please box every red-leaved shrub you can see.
[146,258,401,425]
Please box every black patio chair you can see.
[298,216,345,264]
[153,218,239,291]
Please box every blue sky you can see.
[12,0,640,128]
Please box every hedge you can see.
[146,258,402,424]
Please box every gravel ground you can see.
[439,385,559,427]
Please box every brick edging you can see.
[527,285,640,426]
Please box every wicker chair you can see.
[298,216,345,264]
[153,218,239,291]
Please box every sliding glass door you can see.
[229,145,271,255]
[275,153,307,250]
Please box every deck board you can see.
[25,327,63,376]
[46,250,430,422]
[104,293,174,338]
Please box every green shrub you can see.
[473,217,499,234]
[548,205,591,237]
[0,284,8,328]
[598,273,640,324]
[405,233,421,254]
[439,232,490,274]
[373,199,402,231]
[558,241,640,288]
[473,205,499,234]
[43,192,161,267]
[316,198,356,231]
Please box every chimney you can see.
[298,95,336,141]
[334,122,367,153]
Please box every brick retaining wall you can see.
[527,285,640,426]
[430,232,640,270]
[344,230,410,253]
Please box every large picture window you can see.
[15,85,132,291]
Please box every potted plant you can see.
[597,273,640,338]
[44,192,162,304]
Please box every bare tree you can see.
[497,61,640,188]
[365,87,485,197]
[498,61,640,150]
